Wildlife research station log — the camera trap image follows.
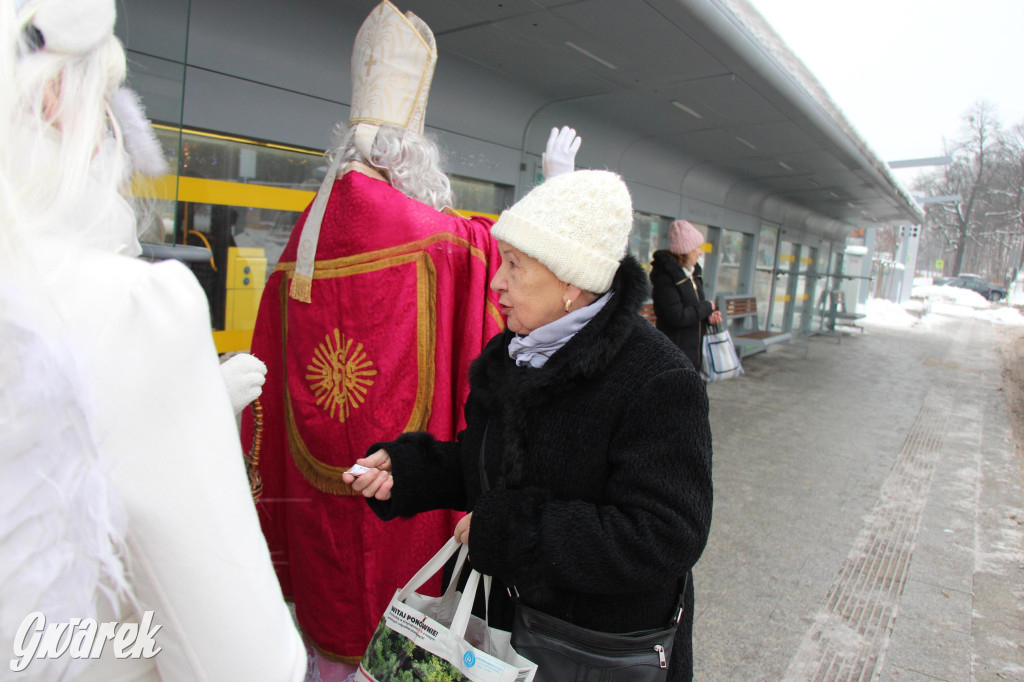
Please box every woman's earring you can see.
[564,299,572,313]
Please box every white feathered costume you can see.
[0,1,305,680]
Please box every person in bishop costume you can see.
[242,1,581,675]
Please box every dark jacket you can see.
[369,256,713,680]
[649,250,714,370]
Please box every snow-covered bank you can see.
[859,284,1024,328]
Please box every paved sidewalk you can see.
[693,313,1024,681]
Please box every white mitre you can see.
[349,0,437,160]
[290,0,438,303]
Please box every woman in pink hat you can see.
[649,220,723,372]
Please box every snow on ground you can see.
[861,298,918,328]
[860,283,1024,328]
[912,283,993,309]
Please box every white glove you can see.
[541,125,581,180]
[220,353,267,415]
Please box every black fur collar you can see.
[469,256,649,483]
[473,255,648,390]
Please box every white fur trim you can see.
[109,88,167,177]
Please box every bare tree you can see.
[916,101,1006,279]
[874,224,901,261]
[990,122,1024,279]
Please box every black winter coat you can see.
[369,256,714,681]
[649,250,714,370]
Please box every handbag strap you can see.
[673,572,690,625]
[677,276,713,337]
[673,276,699,300]
[478,420,688,628]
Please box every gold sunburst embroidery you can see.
[305,329,378,423]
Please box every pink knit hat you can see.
[669,219,704,255]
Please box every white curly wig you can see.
[328,122,454,211]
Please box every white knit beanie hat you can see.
[491,170,633,294]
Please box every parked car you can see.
[940,274,1007,301]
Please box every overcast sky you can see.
[749,0,1024,184]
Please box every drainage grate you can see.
[783,405,947,681]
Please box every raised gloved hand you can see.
[541,125,581,180]
[220,353,267,415]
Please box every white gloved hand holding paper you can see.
[541,125,581,180]
[220,353,267,415]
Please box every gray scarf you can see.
[508,292,612,368]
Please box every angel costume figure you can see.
[0,0,305,680]
[242,1,579,674]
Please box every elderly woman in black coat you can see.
[344,170,713,681]
[650,220,724,372]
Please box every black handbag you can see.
[511,596,682,682]
[478,423,685,681]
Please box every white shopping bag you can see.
[700,324,744,382]
[356,537,537,682]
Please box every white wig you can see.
[1,0,142,259]
[328,122,454,211]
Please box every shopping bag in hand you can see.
[700,324,744,382]
[356,537,537,682]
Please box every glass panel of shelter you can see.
[450,176,514,216]
[629,211,673,274]
[754,224,779,330]
[715,228,748,298]
[841,251,866,309]
[815,246,842,331]
[796,247,820,335]
[770,241,795,331]
[147,126,322,265]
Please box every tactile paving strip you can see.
[783,404,947,681]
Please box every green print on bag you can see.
[355,538,536,682]
[362,619,471,682]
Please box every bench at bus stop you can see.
[638,296,808,359]
[718,294,809,359]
